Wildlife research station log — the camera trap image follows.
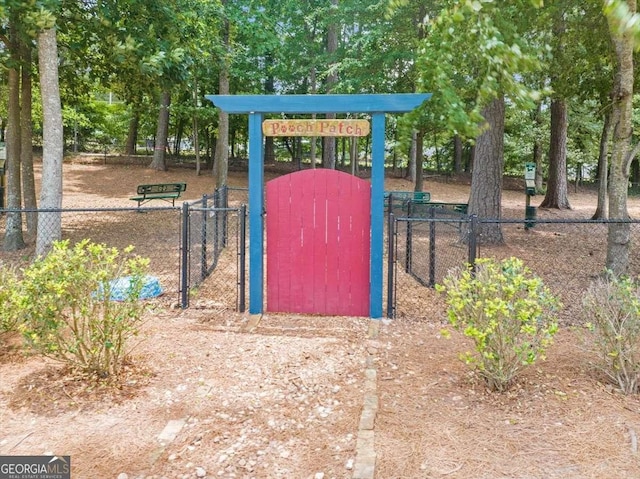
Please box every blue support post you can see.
[369,112,385,319]
[248,113,264,314]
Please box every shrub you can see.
[582,274,640,394]
[17,239,151,378]
[438,257,560,392]
[0,265,21,335]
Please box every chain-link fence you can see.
[181,190,247,312]
[0,199,247,314]
[388,211,640,325]
[0,207,183,299]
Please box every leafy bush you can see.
[438,257,560,392]
[0,265,21,335]
[16,239,151,378]
[582,274,640,394]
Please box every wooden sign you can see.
[262,119,370,137]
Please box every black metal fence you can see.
[0,206,183,300]
[387,210,640,325]
[180,190,247,312]
[0,195,247,314]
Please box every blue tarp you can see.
[106,275,163,301]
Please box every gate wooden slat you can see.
[266,169,370,316]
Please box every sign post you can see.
[524,162,536,230]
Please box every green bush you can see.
[0,265,21,335]
[582,274,640,394]
[438,257,560,392]
[16,239,151,378]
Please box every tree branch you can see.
[626,141,640,165]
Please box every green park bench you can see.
[130,182,187,207]
[385,190,431,213]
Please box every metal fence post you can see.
[429,206,436,287]
[180,201,190,308]
[201,194,208,281]
[238,204,247,313]
[469,214,478,274]
[404,202,413,273]
[386,212,395,318]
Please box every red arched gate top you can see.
[266,169,370,316]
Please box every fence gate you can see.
[266,169,370,316]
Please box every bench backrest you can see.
[137,183,187,195]
[384,190,431,206]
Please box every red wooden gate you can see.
[266,169,370,316]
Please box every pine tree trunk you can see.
[150,90,170,171]
[21,38,37,238]
[322,0,338,170]
[214,66,229,188]
[214,4,230,188]
[3,17,25,252]
[592,109,612,219]
[453,135,462,174]
[125,109,139,156]
[540,99,571,209]
[408,130,417,182]
[414,130,424,193]
[533,102,544,192]
[606,0,636,276]
[36,27,64,257]
[468,97,505,245]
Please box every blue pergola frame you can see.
[205,93,431,318]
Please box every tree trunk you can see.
[36,27,64,257]
[309,67,317,169]
[532,102,544,192]
[408,130,417,182]
[214,67,229,188]
[125,107,139,156]
[20,38,37,237]
[350,137,358,175]
[468,97,505,245]
[264,56,275,166]
[149,90,170,171]
[194,79,201,176]
[606,0,636,276]
[3,17,25,252]
[453,135,463,174]
[540,99,571,209]
[593,109,612,219]
[322,0,338,170]
[214,5,230,188]
[414,130,424,192]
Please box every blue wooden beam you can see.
[206,93,431,114]
[248,113,264,314]
[370,113,385,319]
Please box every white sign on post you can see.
[525,162,536,190]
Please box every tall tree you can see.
[214,0,230,188]
[540,99,571,208]
[469,97,506,244]
[3,11,25,251]
[539,7,571,209]
[150,90,171,171]
[603,0,638,275]
[322,0,339,170]
[20,38,37,236]
[416,1,543,244]
[36,22,64,256]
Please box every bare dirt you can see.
[2,158,640,479]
